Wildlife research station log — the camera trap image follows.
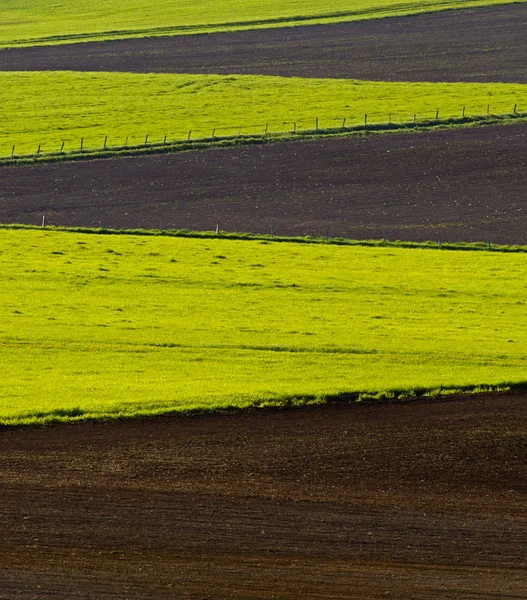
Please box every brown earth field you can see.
[2,122,526,245]
[1,4,526,82]
[0,391,525,599]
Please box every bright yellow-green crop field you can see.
[0,0,518,47]
[0,228,525,425]
[2,72,527,156]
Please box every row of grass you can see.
[1,72,527,157]
[0,0,518,47]
[0,227,525,425]
[3,223,527,253]
[2,110,526,166]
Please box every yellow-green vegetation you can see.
[2,72,526,156]
[0,228,525,425]
[0,0,518,47]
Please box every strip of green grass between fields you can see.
[2,71,527,163]
[2,111,526,167]
[0,228,525,425]
[1,223,526,253]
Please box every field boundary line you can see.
[1,383,526,427]
[1,223,525,253]
[2,110,526,167]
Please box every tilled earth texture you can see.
[0,5,526,83]
[2,122,526,245]
[0,392,526,599]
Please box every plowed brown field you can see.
[0,392,525,599]
[1,4,526,82]
[2,122,526,244]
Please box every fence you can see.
[1,105,524,162]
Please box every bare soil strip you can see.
[0,392,525,599]
[0,5,526,83]
[1,122,526,245]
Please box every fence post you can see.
[265,123,269,135]
[487,104,490,115]
[212,128,215,138]
[513,104,517,113]
[315,117,319,131]
[104,136,107,149]
[342,117,346,127]
[163,135,167,144]
[435,109,439,120]
[364,114,367,125]
[80,138,83,151]
[42,215,45,228]
[60,141,65,153]
[37,144,41,155]
[144,134,149,146]
[11,146,14,157]
[215,224,219,235]
[293,122,297,134]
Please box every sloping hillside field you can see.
[2,71,526,156]
[0,0,515,47]
[1,0,527,597]
[0,392,525,599]
[2,123,525,245]
[2,4,525,83]
[0,228,525,425]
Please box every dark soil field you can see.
[2,122,526,245]
[0,392,525,599]
[1,4,526,82]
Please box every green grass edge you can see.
[2,223,526,253]
[1,1,522,49]
[2,111,526,167]
[1,382,525,427]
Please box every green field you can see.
[2,72,526,156]
[0,228,525,425]
[0,0,518,47]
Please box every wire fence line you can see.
[2,105,524,161]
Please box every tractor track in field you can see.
[0,4,526,83]
[0,391,526,599]
[1,122,526,245]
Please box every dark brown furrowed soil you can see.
[1,4,526,82]
[0,392,525,599]
[2,122,526,245]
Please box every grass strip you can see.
[0,0,519,48]
[0,228,525,425]
[2,111,526,167]
[1,71,527,161]
[1,223,526,253]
